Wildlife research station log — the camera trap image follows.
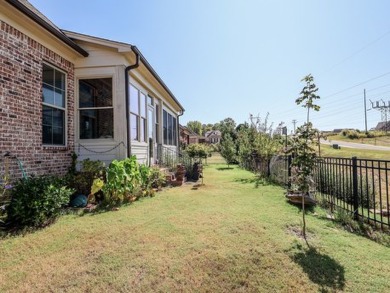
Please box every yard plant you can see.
[7,176,74,228]
[0,153,389,292]
[286,74,321,240]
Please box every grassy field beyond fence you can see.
[0,153,389,292]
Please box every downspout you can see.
[125,49,140,157]
[177,110,185,153]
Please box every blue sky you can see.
[30,0,390,132]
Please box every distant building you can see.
[204,130,222,144]
[375,121,390,131]
[179,125,203,146]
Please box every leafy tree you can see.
[253,132,281,160]
[185,143,211,161]
[202,123,214,135]
[220,133,236,168]
[219,117,237,137]
[212,122,221,131]
[287,74,320,242]
[236,125,255,167]
[187,121,203,136]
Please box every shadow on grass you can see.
[289,243,345,292]
[234,176,281,189]
[216,167,234,171]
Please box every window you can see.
[163,109,177,146]
[79,78,113,139]
[155,103,160,144]
[129,84,147,142]
[42,64,66,145]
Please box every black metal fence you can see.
[156,144,192,170]
[247,155,390,230]
[315,157,389,229]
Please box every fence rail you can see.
[156,144,192,169]
[247,155,390,230]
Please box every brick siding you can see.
[0,20,75,181]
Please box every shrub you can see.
[139,164,153,196]
[185,143,211,161]
[7,176,74,227]
[67,158,105,196]
[340,129,366,140]
[102,156,143,207]
[149,167,166,189]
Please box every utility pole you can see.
[249,113,261,129]
[292,119,297,133]
[364,89,368,134]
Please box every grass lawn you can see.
[320,144,390,160]
[1,154,390,292]
[328,134,390,147]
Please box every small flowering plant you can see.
[1,179,13,198]
[1,179,13,222]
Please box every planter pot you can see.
[286,192,316,206]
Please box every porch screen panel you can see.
[79,78,113,139]
[162,109,177,146]
[130,84,149,142]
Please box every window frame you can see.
[78,77,114,140]
[163,108,178,146]
[129,83,147,143]
[42,62,67,146]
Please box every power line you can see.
[323,71,390,99]
[320,29,390,75]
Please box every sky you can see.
[29,0,390,132]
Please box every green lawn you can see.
[1,154,389,292]
[328,134,390,147]
[320,144,390,160]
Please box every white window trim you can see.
[162,106,178,146]
[42,62,67,147]
[77,75,115,141]
[130,83,148,144]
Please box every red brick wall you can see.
[0,20,75,181]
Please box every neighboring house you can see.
[0,0,184,179]
[179,124,203,146]
[190,133,203,144]
[204,130,221,144]
[179,125,191,146]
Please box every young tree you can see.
[288,74,320,242]
[220,133,236,168]
[236,125,254,168]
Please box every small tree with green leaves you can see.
[287,74,320,241]
[220,133,236,168]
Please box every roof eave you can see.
[132,46,184,112]
[5,0,89,57]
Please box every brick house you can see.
[179,124,203,146]
[0,0,184,180]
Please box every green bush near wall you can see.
[7,176,74,228]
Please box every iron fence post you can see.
[267,159,271,178]
[352,156,359,221]
[287,155,292,188]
